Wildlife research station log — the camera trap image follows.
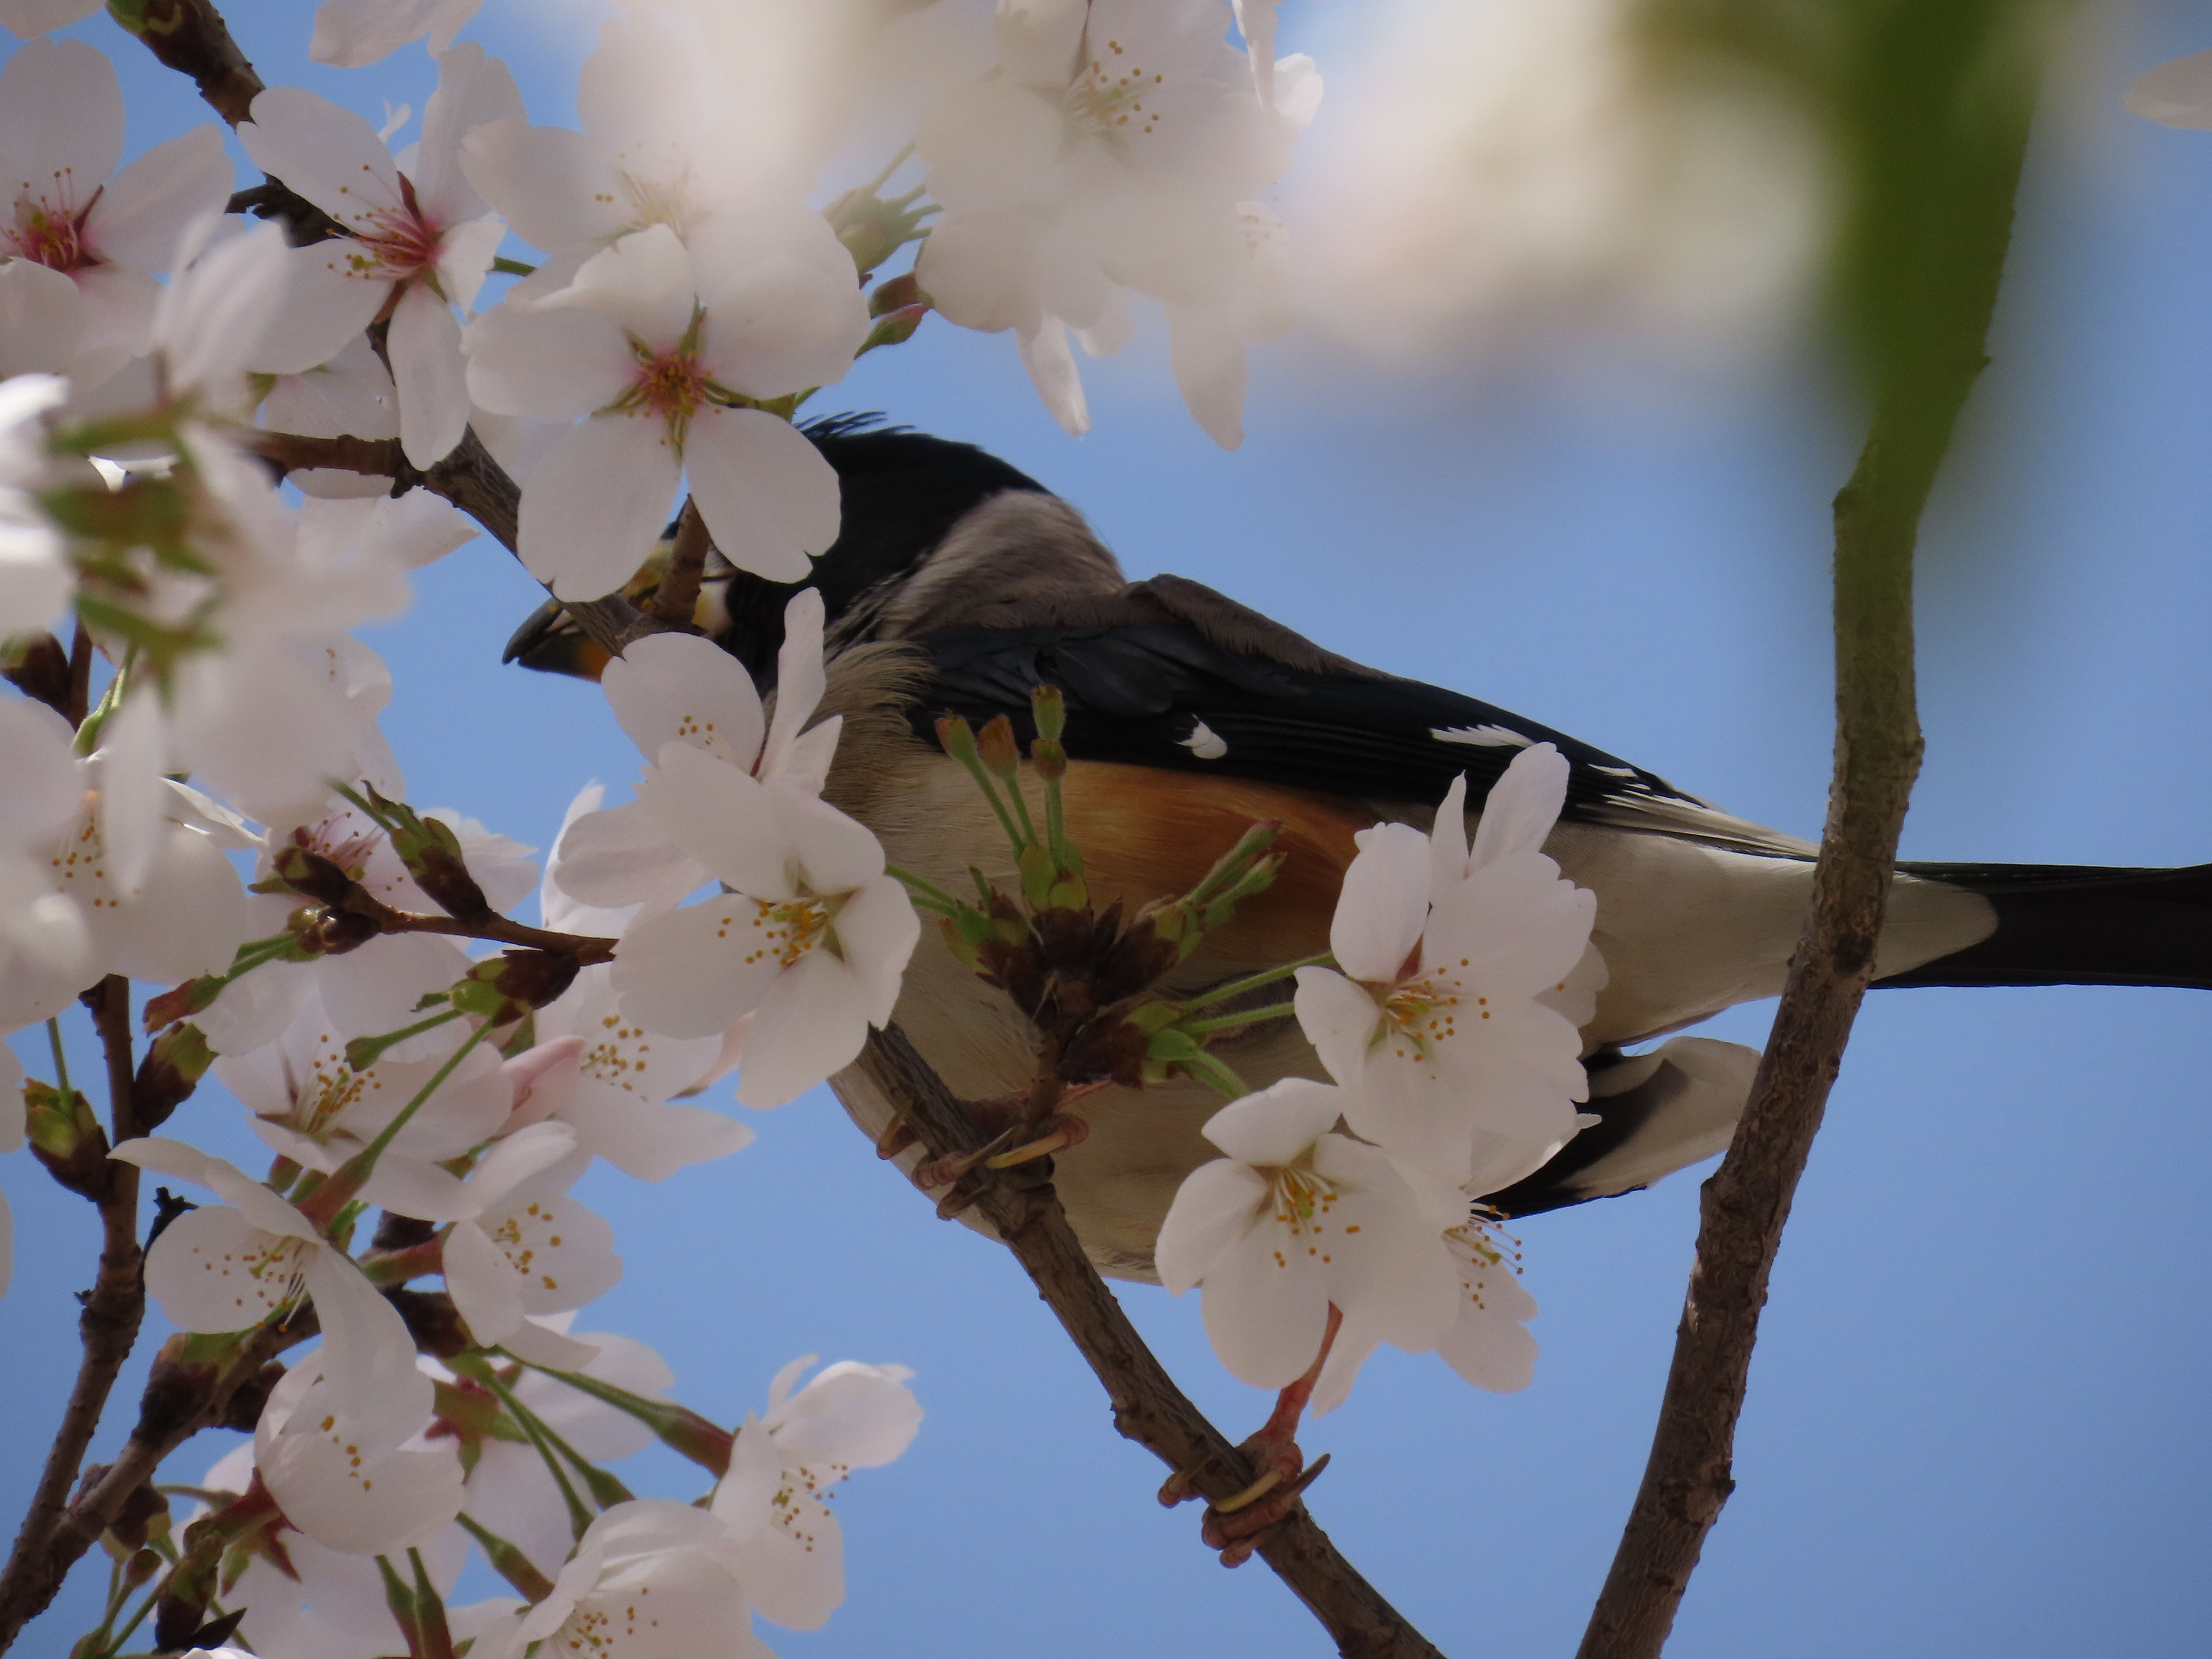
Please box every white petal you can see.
[1200,1215,1329,1388]
[104,826,247,985]
[95,689,166,898]
[770,1361,922,1469]
[143,1208,309,1333]
[1469,743,1569,868]
[828,875,920,1028]
[684,406,839,583]
[87,125,232,272]
[247,246,385,375]
[413,43,523,222]
[443,1217,525,1346]
[548,799,702,913]
[732,947,868,1109]
[0,38,122,202]
[1428,774,1470,903]
[1329,821,1432,981]
[0,696,80,846]
[560,1086,753,1182]
[0,259,86,378]
[694,245,872,399]
[517,413,680,601]
[1292,967,1383,1090]
[301,1251,431,1436]
[613,897,793,1039]
[387,282,469,468]
[434,213,507,314]
[757,587,827,781]
[463,298,634,419]
[457,119,628,256]
[1155,1158,1268,1296]
[547,222,696,349]
[0,0,101,38]
[2128,49,2212,129]
[239,87,403,232]
[604,630,764,770]
[1200,1077,1346,1166]
[1016,314,1090,437]
[635,742,797,898]
[1165,300,1246,448]
[260,1418,464,1556]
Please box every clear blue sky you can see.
[6,2,2212,1654]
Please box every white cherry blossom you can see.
[517,964,752,1181]
[711,1355,921,1630]
[311,0,484,67]
[551,588,839,922]
[1155,1077,1460,1393]
[0,39,232,390]
[239,46,523,465]
[440,1122,625,1366]
[471,1499,767,1659]
[1293,745,1596,1186]
[110,1138,422,1419]
[914,0,1318,442]
[0,374,69,639]
[464,221,859,598]
[611,736,919,1106]
[253,1348,466,1556]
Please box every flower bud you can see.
[132,1022,212,1133]
[976,714,1021,782]
[2,630,70,716]
[370,789,492,922]
[272,843,356,906]
[106,1479,169,1551]
[869,272,926,317]
[25,1080,111,1202]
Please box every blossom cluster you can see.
[1158,744,1602,1412]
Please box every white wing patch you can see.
[1180,719,1229,760]
[1593,764,1638,778]
[1431,723,1531,748]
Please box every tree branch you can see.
[118,0,263,126]
[1574,6,2045,1651]
[337,888,619,966]
[0,980,147,1651]
[858,1026,1443,1659]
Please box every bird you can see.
[507,416,2212,1284]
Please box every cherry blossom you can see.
[198,1439,470,1659]
[470,1499,767,1659]
[0,373,68,639]
[463,221,859,598]
[253,1348,466,1555]
[1155,1077,1459,1392]
[517,965,752,1181]
[0,39,232,390]
[0,692,92,1032]
[914,0,1319,442]
[439,1122,626,1366]
[711,1355,921,1630]
[311,0,484,68]
[610,736,919,1106]
[239,46,523,466]
[1292,745,1596,1186]
[551,588,839,923]
[110,1138,422,1414]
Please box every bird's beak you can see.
[503,600,614,682]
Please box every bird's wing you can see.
[910,605,1810,859]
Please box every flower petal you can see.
[1469,742,1569,869]
[517,413,680,601]
[732,946,868,1108]
[0,38,122,204]
[683,406,838,584]
[1155,1157,1269,1296]
[1199,1214,1329,1388]
[613,896,793,1039]
[1199,1076,1345,1166]
[239,87,403,231]
[89,124,232,272]
[388,282,469,469]
[603,630,764,771]
[1330,820,1431,981]
[463,298,634,420]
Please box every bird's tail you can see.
[1877,861,2212,991]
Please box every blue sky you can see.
[6,1,2212,1655]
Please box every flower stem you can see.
[455,1512,556,1604]
[478,1366,633,1516]
[886,864,962,916]
[509,1360,733,1476]
[303,1020,492,1227]
[44,1018,70,1098]
[1181,953,1333,1013]
[1180,1001,1297,1036]
[860,140,916,198]
[475,1370,593,1541]
[1178,1051,1251,1100]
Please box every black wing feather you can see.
[911,621,1701,820]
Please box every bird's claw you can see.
[1201,1445,1332,1566]
[983,1111,1091,1169]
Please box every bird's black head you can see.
[503,416,1049,687]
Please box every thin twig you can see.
[0,980,146,1651]
[118,0,263,125]
[647,499,711,633]
[858,1027,1443,1659]
[1573,10,2043,1650]
[336,889,620,966]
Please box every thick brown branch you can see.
[0,980,146,1651]
[648,499,711,632]
[859,1027,1442,1659]
[122,0,263,126]
[1575,9,2043,1649]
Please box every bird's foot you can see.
[909,1083,1107,1213]
[1161,1305,1342,1566]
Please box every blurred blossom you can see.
[0,39,231,392]
[311,0,484,67]
[1298,0,1828,364]
[2128,49,2212,129]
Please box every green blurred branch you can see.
[1580,3,2052,1655]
